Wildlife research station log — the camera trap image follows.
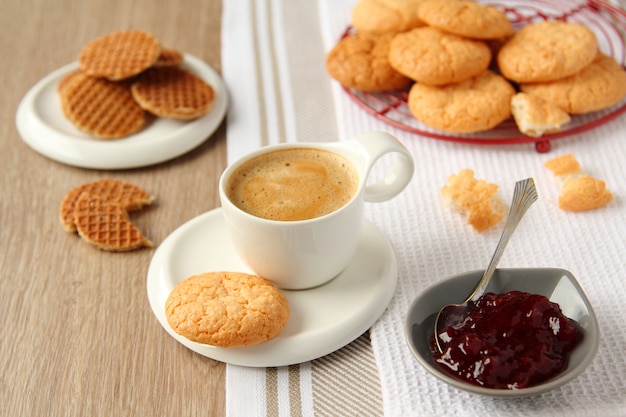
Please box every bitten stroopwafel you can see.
[73,193,153,251]
[79,30,161,80]
[131,66,216,120]
[59,72,146,139]
[60,178,154,232]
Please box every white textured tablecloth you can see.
[222,1,626,416]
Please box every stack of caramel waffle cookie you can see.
[59,30,216,139]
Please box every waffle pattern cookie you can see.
[351,0,426,35]
[131,66,216,120]
[59,72,146,139]
[79,30,161,80]
[154,47,184,67]
[59,31,216,138]
[73,193,153,251]
[165,272,290,347]
[59,178,154,232]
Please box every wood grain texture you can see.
[0,1,227,416]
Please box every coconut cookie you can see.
[559,175,613,212]
[408,70,515,133]
[441,169,506,232]
[165,272,290,347]
[510,92,571,138]
[417,0,513,40]
[389,27,491,86]
[497,21,598,83]
[544,153,581,177]
[520,53,626,114]
[351,0,426,35]
[326,32,412,92]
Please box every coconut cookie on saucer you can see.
[165,272,290,347]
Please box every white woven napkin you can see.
[222,1,341,416]
[319,1,626,416]
[223,0,626,416]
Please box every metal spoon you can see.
[433,178,538,353]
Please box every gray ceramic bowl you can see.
[404,268,599,397]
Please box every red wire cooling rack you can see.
[342,0,626,152]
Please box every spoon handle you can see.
[468,178,538,302]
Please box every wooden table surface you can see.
[1,1,227,416]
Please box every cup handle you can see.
[349,131,415,202]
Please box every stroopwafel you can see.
[79,30,161,80]
[59,71,146,139]
[154,48,184,67]
[73,193,153,251]
[60,179,154,232]
[131,66,215,120]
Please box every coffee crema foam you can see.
[226,148,359,221]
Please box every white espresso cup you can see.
[219,131,415,290]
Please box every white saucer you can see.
[146,208,398,367]
[15,54,228,170]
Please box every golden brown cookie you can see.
[59,71,146,139]
[389,27,491,85]
[165,272,290,347]
[131,66,215,120]
[417,0,513,40]
[326,32,412,92]
[558,175,613,212]
[497,21,598,83]
[60,179,154,232]
[73,193,153,251]
[544,153,581,177]
[57,69,82,95]
[154,47,184,67]
[520,53,626,114]
[78,30,161,80]
[510,92,571,137]
[407,70,515,133]
[351,0,426,35]
[441,169,505,232]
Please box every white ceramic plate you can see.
[15,54,228,169]
[146,208,398,367]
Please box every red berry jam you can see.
[431,291,582,390]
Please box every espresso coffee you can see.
[226,148,359,221]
